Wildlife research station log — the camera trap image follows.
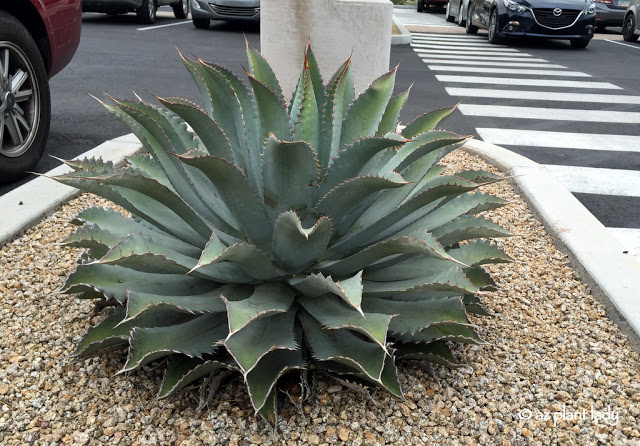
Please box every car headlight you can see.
[586,3,596,13]
[502,0,529,12]
[191,0,202,9]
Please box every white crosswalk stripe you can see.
[404,22,640,257]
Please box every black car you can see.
[465,0,597,48]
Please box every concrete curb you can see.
[463,138,640,350]
[0,134,142,248]
[392,15,412,45]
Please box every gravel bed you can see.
[1,149,639,446]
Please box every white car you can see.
[623,0,640,41]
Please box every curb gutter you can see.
[0,134,142,248]
[463,139,640,351]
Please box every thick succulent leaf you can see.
[365,255,465,280]
[194,235,282,280]
[316,137,405,201]
[463,294,495,316]
[122,312,228,372]
[447,240,513,266]
[394,322,483,345]
[64,157,115,174]
[320,57,354,169]
[289,271,364,314]
[224,283,296,334]
[290,64,320,150]
[298,312,385,383]
[178,154,272,247]
[62,223,122,259]
[257,388,278,426]
[245,348,305,412]
[62,263,217,303]
[361,296,470,335]
[305,44,325,114]
[126,155,171,189]
[246,41,285,103]
[318,234,452,277]
[247,75,292,144]
[431,215,514,247]
[394,340,461,368]
[401,105,458,139]
[75,307,192,357]
[387,131,467,173]
[124,289,226,323]
[298,294,392,349]
[454,169,503,184]
[158,356,235,399]
[225,310,298,373]
[158,97,234,162]
[262,138,319,219]
[272,212,331,273]
[363,264,476,296]
[376,86,411,136]
[339,67,397,150]
[463,266,497,291]
[71,207,201,257]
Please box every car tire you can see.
[596,23,606,32]
[173,0,189,19]
[570,38,590,49]
[0,11,51,185]
[446,2,456,22]
[193,18,210,29]
[137,0,157,24]
[623,14,639,42]
[417,0,425,12]
[457,3,465,26]
[466,5,479,34]
[488,8,502,44]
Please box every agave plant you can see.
[54,42,512,424]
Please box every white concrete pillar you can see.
[260,0,393,99]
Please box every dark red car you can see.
[0,0,82,184]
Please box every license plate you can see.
[619,0,630,7]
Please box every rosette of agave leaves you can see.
[55,42,513,424]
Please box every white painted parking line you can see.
[435,75,622,89]
[604,39,640,50]
[608,228,640,257]
[477,128,640,153]
[138,20,191,31]
[428,66,591,77]
[425,59,564,68]
[415,53,545,62]
[459,104,640,123]
[412,42,513,49]
[401,22,457,27]
[411,38,496,46]
[411,36,488,43]
[415,49,530,56]
[447,87,640,104]
[544,165,640,197]
[412,32,485,38]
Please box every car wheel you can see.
[417,0,425,12]
[457,3,465,26]
[0,11,51,185]
[488,8,502,44]
[466,5,478,34]
[570,38,590,49]
[623,14,639,42]
[137,0,157,24]
[596,23,607,32]
[446,2,456,22]
[193,18,210,29]
[173,0,189,19]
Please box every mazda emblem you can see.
[553,8,563,16]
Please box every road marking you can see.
[447,87,640,104]
[411,36,488,43]
[138,20,191,31]
[608,228,640,256]
[477,128,640,153]
[459,104,640,123]
[435,75,622,89]
[604,39,640,50]
[415,52,544,62]
[414,48,530,56]
[424,59,564,68]
[412,42,516,50]
[544,165,640,197]
[428,66,591,76]
[412,39,497,47]
[412,32,485,38]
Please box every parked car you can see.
[465,0,596,48]
[417,0,448,12]
[82,0,190,24]
[623,0,640,41]
[445,0,471,25]
[191,0,260,29]
[594,0,627,31]
[0,0,81,185]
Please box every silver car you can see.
[623,0,640,40]
[593,0,628,31]
[191,0,259,28]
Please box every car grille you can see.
[210,4,260,17]
[532,8,582,29]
